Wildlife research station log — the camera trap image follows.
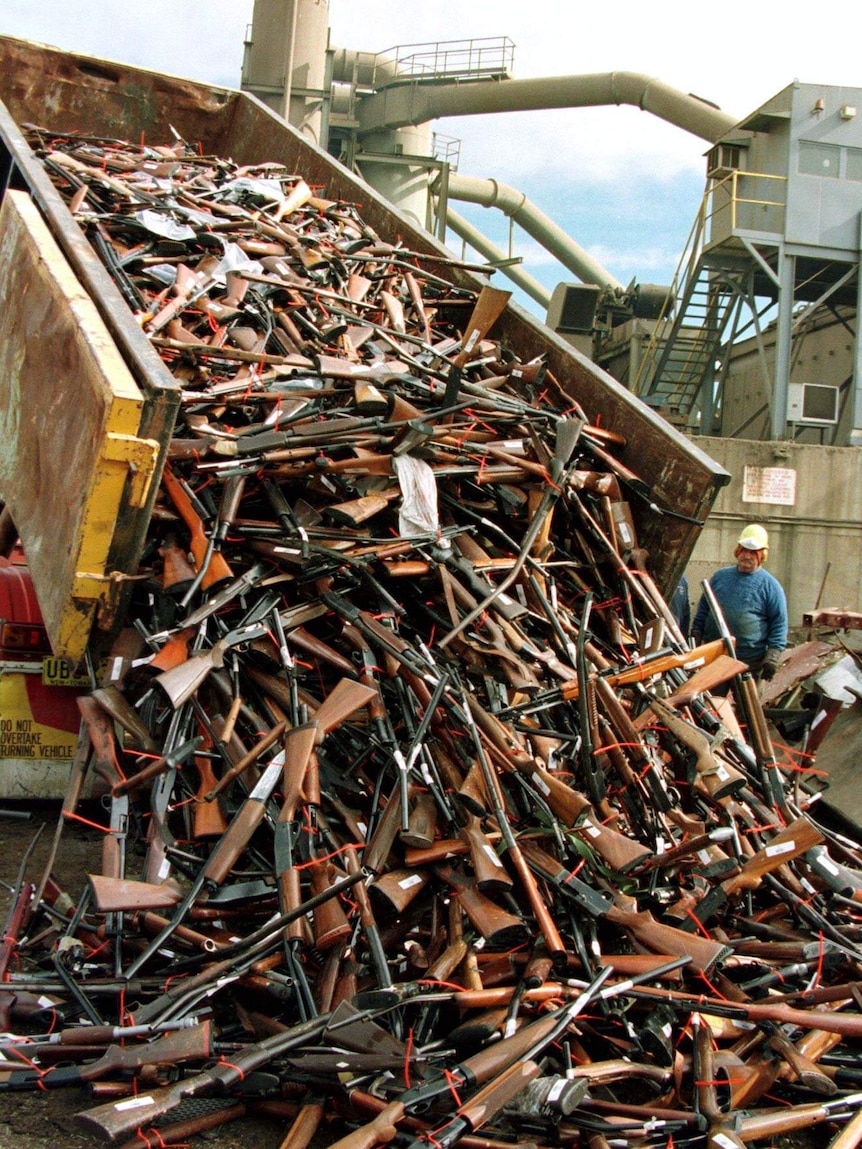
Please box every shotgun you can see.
[325,976,611,1149]
[160,462,233,591]
[0,1019,213,1092]
[75,1001,384,1141]
[519,839,730,973]
[272,722,319,1019]
[123,725,310,979]
[684,815,826,927]
[645,695,748,802]
[504,639,729,714]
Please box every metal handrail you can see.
[705,170,787,234]
[632,194,709,395]
[368,38,515,88]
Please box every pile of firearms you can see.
[3,130,862,1149]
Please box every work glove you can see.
[760,648,782,681]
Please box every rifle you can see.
[593,698,664,833]
[123,723,310,979]
[75,1001,386,1141]
[684,815,825,927]
[433,862,529,950]
[0,1019,213,1092]
[619,982,862,1039]
[90,685,158,753]
[115,1102,248,1149]
[154,620,271,709]
[160,462,233,591]
[325,973,612,1149]
[87,876,183,914]
[190,723,228,840]
[519,839,730,973]
[504,639,729,714]
[645,695,748,803]
[79,695,130,975]
[110,734,202,798]
[273,722,319,1019]
[735,1093,862,1143]
[461,691,568,959]
[691,1012,739,1143]
[438,285,512,414]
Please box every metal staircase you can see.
[633,201,756,427]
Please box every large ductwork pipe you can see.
[357,71,737,144]
[439,172,624,292]
[442,207,552,309]
[244,0,330,146]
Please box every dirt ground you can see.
[0,802,291,1149]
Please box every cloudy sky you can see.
[2,1,860,315]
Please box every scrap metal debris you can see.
[3,130,862,1149]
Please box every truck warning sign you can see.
[0,669,80,762]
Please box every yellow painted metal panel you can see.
[0,190,157,662]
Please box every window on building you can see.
[799,141,841,177]
[845,148,862,181]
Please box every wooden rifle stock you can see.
[192,726,228,839]
[75,1004,361,1140]
[278,1100,327,1149]
[369,868,431,916]
[160,463,233,590]
[607,899,732,973]
[734,670,790,813]
[88,876,182,914]
[736,1094,862,1143]
[434,863,529,949]
[719,816,823,898]
[647,696,747,801]
[9,1020,213,1091]
[310,860,354,951]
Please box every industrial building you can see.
[242,0,862,626]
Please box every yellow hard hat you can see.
[738,524,769,552]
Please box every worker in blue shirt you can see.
[691,524,787,681]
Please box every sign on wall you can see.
[742,466,797,506]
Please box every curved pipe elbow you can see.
[441,172,624,292]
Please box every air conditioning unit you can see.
[706,143,745,179]
[546,283,602,334]
[787,382,839,425]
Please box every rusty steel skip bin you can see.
[0,34,728,666]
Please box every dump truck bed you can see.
[0,34,728,662]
